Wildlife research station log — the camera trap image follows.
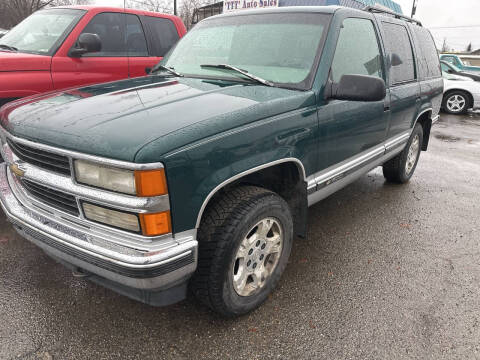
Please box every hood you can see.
[1,76,315,162]
[0,51,51,71]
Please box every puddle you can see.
[434,134,461,142]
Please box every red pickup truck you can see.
[0,6,186,107]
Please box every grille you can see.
[21,179,79,216]
[7,138,71,175]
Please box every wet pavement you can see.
[1,112,480,359]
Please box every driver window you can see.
[331,18,383,83]
[80,12,126,56]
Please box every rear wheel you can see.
[383,123,423,184]
[443,90,471,114]
[190,186,293,317]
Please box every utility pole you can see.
[174,0,177,15]
[411,0,418,17]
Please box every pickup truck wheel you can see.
[383,123,423,184]
[190,186,293,317]
[443,91,471,114]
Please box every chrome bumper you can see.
[0,163,198,291]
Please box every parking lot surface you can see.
[0,112,479,360]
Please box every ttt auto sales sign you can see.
[223,0,278,12]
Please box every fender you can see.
[195,157,306,229]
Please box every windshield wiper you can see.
[150,64,183,77]
[0,44,18,51]
[200,64,275,87]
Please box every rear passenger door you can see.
[378,19,420,138]
[129,15,180,77]
[126,13,152,77]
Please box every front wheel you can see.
[190,186,293,317]
[383,123,423,184]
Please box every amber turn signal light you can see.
[135,169,168,196]
[139,211,172,236]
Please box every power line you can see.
[429,25,480,29]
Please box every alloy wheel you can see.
[232,218,283,297]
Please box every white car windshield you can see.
[0,8,85,55]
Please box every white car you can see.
[443,71,480,114]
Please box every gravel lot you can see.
[0,112,479,360]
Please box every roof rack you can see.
[363,6,422,27]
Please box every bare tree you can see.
[441,38,449,53]
[466,43,472,53]
[126,0,173,14]
[179,0,206,30]
[0,0,91,29]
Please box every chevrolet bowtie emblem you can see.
[9,162,25,177]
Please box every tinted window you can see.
[331,18,383,83]
[80,12,125,56]
[411,25,441,79]
[382,22,415,84]
[143,16,179,57]
[126,14,148,56]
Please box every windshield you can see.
[0,8,85,55]
[441,61,461,72]
[162,13,331,89]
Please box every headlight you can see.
[74,160,167,196]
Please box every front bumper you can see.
[0,163,198,305]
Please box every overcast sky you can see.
[95,0,480,51]
[395,0,480,51]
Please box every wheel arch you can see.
[413,108,433,151]
[195,158,308,238]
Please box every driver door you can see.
[51,12,128,90]
[318,17,389,170]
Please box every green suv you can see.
[0,6,443,316]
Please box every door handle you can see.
[384,105,390,112]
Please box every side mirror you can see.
[447,69,454,74]
[391,53,403,67]
[70,33,101,57]
[330,74,386,102]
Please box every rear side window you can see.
[80,12,126,56]
[331,18,383,83]
[126,14,148,56]
[381,22,416,84]
[410,25,441,79]
[142,16,179,57]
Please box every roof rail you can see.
[363,6,422,26]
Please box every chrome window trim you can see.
[194,158,306,229]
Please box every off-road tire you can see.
[190,186,293,317]
[383,123,423,184]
